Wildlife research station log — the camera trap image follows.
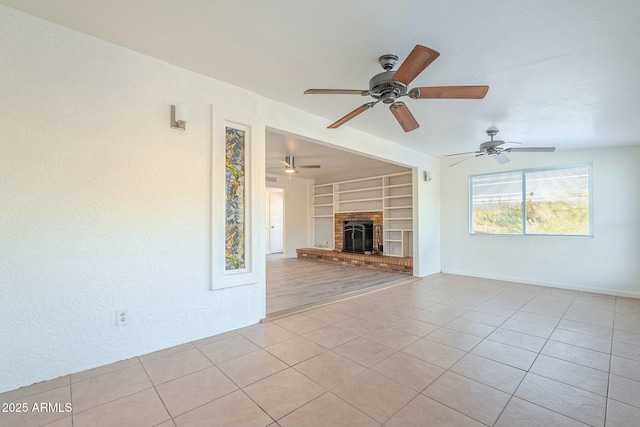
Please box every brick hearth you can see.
[296,248,413,274]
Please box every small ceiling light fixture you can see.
[170,104,188,131]
[284,167,296,174]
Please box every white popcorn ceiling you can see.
[5,0,639,163]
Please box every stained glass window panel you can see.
[225,127,246,270]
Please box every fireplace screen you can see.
[343,221,373,254]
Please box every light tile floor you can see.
[2,274,640,427]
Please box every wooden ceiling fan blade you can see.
[391,45,440,86]
[389,102,419,132]
[328,102,376,128]
[409,85,489,99]
[506,147,556,152]
[304,89,368,95]
[298,165,321,168]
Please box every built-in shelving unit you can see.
[309,183,334,248]
[310,171,413,257]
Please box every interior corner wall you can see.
[266,174,311,258]
[440,145,640,298]
[413,161,441,277]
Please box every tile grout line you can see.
[385,282,535,425]
[136,356,173,427]
[604,296,618,424]
[279,295,431,427]
[179,344,277,425]
[353,284,520,426]
[489,286,579,426]
[421,294,520,427]
[68,374,73,427]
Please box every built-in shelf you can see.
[336,186,384,194]
[310,171,413,257]
[337,197,382,203]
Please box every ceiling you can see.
[4,0,640,174]
[265,129,408,180]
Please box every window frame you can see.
[469,163,593,237]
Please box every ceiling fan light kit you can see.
[305,44,489,132]
[267,156,322,174]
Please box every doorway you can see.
[266,188,284,254]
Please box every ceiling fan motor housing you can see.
[368,71,408,104]
[480,140,505,151]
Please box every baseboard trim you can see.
[441,269,640,299]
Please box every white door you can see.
[267,189,284,253]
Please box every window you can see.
[470,164,592,236]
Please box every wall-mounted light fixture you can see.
[170,104,188,131]
[423,170,432,181]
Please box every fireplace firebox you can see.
[343,221,373,254]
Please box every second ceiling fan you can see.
[305,44,489,132]
[446,127,556,166]
[277,156,321,174]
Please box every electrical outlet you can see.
[116,309,128,326]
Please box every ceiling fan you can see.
[268,156,321,174]
[446,127,556,166]
[304,44,489,132]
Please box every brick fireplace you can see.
[297,210,412,274]
[334,212,383,252]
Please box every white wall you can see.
[414,159,442,276]
[441,145,640,297]
[0,5,441,392]
[266,174,311,258]
[0,5,267,393]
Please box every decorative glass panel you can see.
[225,127,246,270]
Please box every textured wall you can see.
[441,146,640,297]
[0,5,442,392]
[0,6,267,392]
